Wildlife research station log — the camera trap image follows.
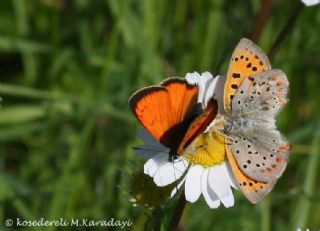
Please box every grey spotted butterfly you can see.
[222,38,290,203]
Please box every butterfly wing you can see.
[232,69,289,118]
[177,99,218,154]
[228,69,290,182]
[228,132,289,182]
[160,78,199,124]
[224,38,271,114]
[226,145,277,204]
[129,77,198,149]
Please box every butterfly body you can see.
[224,115,259,135]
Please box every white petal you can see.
[207,163,235,208]
[301,0,320,6]
[173,158,189,171]
[153,163,176,186]
[144,153,166,172]
[185,71,218,106]
[170,175,186,198]
[197,73,211,104]
[201,71,213,80]
[201,168,220,209]
[153,159,188,186]
[225,162,238,190]
[202,74,219,108]
[185,165,203,203]
[208,163,232,199]
[207,181,221,208]
[212,75,226,115]
[144,153,168,177]
[185,72,201,85]
[220,192,235,208]
[144,157,156,174]
[171,158,189,177]
[148,159,169,177]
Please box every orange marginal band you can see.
[226,145,275,204]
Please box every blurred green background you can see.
[0,0,319,230]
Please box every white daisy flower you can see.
[141,72,237,209]
[301,0,320,6]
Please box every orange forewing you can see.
[226,145,276,204]
[129,87,173,142]
[224,38,271,113]
[161,78,199,125]
[178,99,218,154]
[129,78,198,149]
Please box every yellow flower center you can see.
[184,132,226,167]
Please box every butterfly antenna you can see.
[172,157,189,197]
[170,159,181,197]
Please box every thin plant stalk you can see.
[168,192,187,231]
[291,124,320,230]
[268,1,305,60]
[250,0,274,43]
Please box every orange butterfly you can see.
[129,77,218,160]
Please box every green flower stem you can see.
[261,195,271,231]
[291,124,320,230]
[149,206,163,231]
[168,192,187,231]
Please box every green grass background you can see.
[0,0,319,230]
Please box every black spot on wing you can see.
[231,84,238,89]
[232,73,241,78]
